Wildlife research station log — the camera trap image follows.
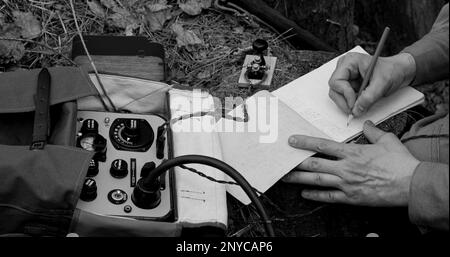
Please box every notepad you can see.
[273,46,424,142]
[220,46,424,204]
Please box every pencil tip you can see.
[347,114,353,127]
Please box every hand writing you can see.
[328,52,416,117]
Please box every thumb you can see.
[363,120,387,144]
[364,120,414,153]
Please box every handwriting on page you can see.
[298,107,349,141]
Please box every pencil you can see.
[347,26,391,127]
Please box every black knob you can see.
[86,159,99,177]
[110,159,128,178]
[80,178,97,202]
[122,119,140,142]
[93,134,107,152]
[140,162,156,178]
[81,119,98,134]
[132,179,161,209]
[252,39,269,55]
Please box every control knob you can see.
[110,159,128,179]
[121,119,140,143]
[80,119,99,134]
[86,159,99,177]
[80,178,97,202]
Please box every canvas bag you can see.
[0,67,98,236]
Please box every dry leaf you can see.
[196,69,211,80]
[125,24,137,36]
[98,0,139,33]
[171,23,204,47]
[146,11,171,31]
[146,0,170,12]
[178,0,212,16]
[145,2,176,31]
[0,26,25,64]
[99,0,120,10]
[12,11,41,39]
[87,0,106,17]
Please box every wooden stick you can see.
[228,0,335,52]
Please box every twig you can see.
[68,0,117,112]
[283,205,328,219]
[271,27,294,42]
[228,224,256,237]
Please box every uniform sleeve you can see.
[409,162,449,231]
[402,4,449,85]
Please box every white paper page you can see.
[273,46,424,142]
[218,90,330,205]
[169,89,228,228]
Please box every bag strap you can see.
[30,68,51,150]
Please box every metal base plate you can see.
[238,55,277,88]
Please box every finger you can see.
[283,171,342,188]
[288,135,349,158]
[328,81,355,113]
[301,189,349,204]
[296,157,341,175]
[363,120,405,150]
[331,53,365,81]
[328,89,352,114]
[352,77,388,117]
[329,54,369,113]
[349,79,361,91]
[329,89,351,114]
[362,120,386,143]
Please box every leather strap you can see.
[30,68,51,150]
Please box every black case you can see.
[72,35,168,82]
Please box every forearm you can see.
[409,162,449,231]
[402,4,449,85]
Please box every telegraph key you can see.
[75,111,175,221]
[238,39,277,88]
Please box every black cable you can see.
[141,155,275,237]
[163,104,249,128]
[179,164,329,220]
[179,164,246,187]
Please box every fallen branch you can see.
[228,0,336,52]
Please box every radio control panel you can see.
[75,111,175,221]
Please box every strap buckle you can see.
[30,68,51,150]
[30,141,46,150]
